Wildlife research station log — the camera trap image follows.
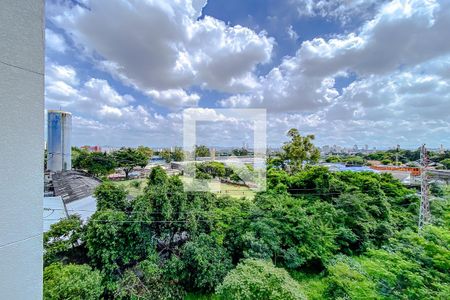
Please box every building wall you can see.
[0,1,44,299]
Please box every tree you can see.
[81,152,115,177]
[195,145,210,158]
[85,210,144,274]
[325,155,342,163]
[113,147,148,179]
[72,147,89,170]
[44,263,103,300]
[216,259,307,300]
[94,181,128,211]
[137,145,153,160]
[172,147,185,161]
[282,129,320,173]
[180,234,232,292]
[161,148,173,163]
[116,257,185,300]
[196,161,226,178]
[161,147,185,163]
[324,255,379,300]
[232,147,249,156]
[43,215,85,266]
[440,158,450,169]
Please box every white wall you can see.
[0,1,44,299]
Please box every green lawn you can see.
[113,176,256,200]
[113,178,146,198]
[181,176,255,199]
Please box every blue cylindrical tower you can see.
[47,110,72,172]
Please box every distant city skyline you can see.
[45,0,450,148]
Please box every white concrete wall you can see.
[0,1,44,299]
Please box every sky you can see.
[45,0,450,149]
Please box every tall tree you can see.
[232,147,249,156]
[172,147,185,161]
[72,147,89,170]
[160,148,173,163]
[282,128,320,173]
[94,181,128,211]
[113,147,148,179]
[137,146,153,160]
[82,152,116,177]
[195,145,210,158]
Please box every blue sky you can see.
[45,0,450,149]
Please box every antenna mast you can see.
[418,144,430,231]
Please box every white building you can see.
[0,1,44,298]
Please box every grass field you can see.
[113,178,146,198]
[113,176,256,200]
[181,176,256,199]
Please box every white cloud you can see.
[45,0,450,148]
[49,0,274,103]
[47,64,78,86]
[286,25,299,40]
[83,78,134,107]
[292,0,388,24]
[45,28,68,52]
[147,89,200,108]
[221,0,450,112]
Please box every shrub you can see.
[44,263,103,299]
[216,259,306,300]
[182,234,233,292]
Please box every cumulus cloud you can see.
[49,0,274,100]
[220,0,450,147]
[45,28,68,52]
[221,0,450,112]
[147,89,200,109]
[45,0,450,147]
[292,0,388,24]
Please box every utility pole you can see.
[396,144,400,166]
[418,144,430,232]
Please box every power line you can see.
[0,59,44,76]
[418,144,431,232]
[0,233,42,250]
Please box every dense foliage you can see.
[195,145,211,158]
[72,149,115,177]
[112,147,148,179]
[161,147,185,163]
[45,132,449,299]
[216,259,306,300]
[44,263,103,300]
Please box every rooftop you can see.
[52,171,101,203]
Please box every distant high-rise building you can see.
[47,110,72,172]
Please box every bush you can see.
[181,234,233,292]
[116,258,185,300]
[94,182,128,211]
[216,259,306,300]
[44,263,103,299]
[324,255,379,299]
[43,215,84,266]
